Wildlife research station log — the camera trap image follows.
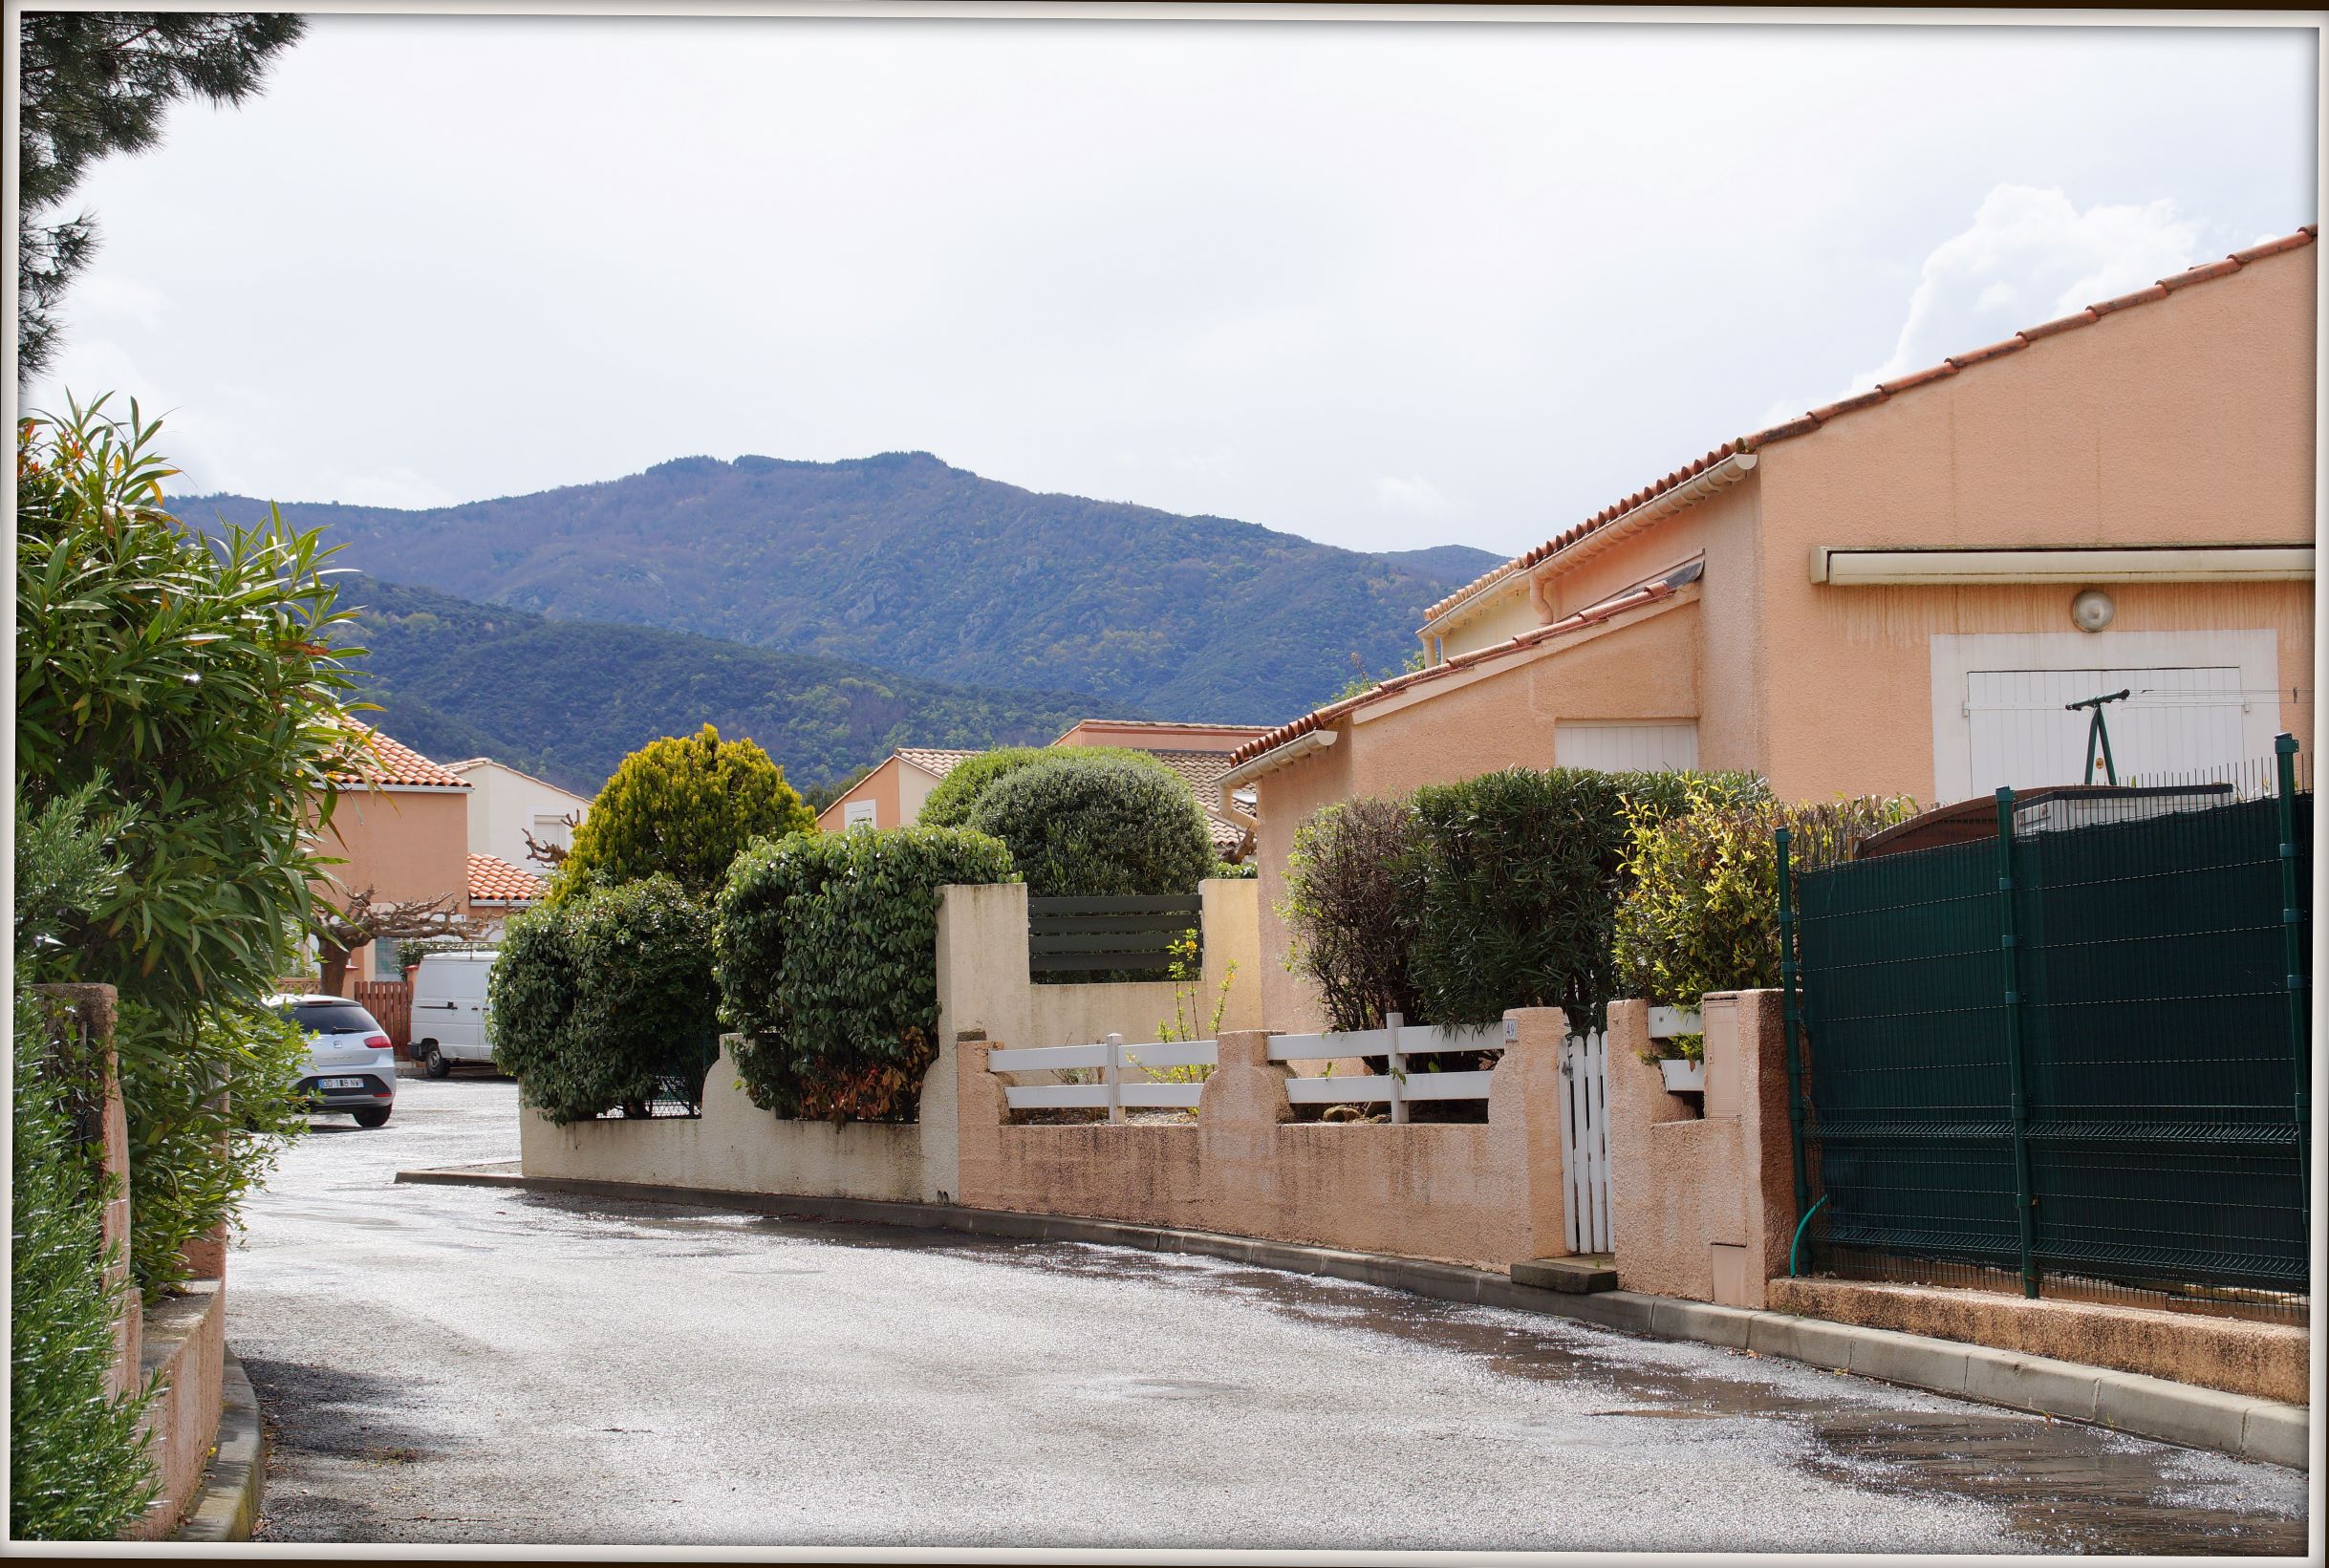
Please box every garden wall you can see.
[952,1009,1572,1273]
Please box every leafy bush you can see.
[917,744,1181,829]
[964,754,1215,898]
[118,1002,311,1300]
[1614,784,1920,1020]
[716,827,1016,1122]
[487,877,721,1125]
[1207,859,1257,880]
[1280,796,1426,1033]
[558,724,814,898]
[11,1002,160,1541]
[15,396,360,1022]
[1405,767,1767,1029]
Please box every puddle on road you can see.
[968,1240,2310,1557]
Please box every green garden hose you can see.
[1788,1193,1829,1278]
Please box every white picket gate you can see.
[1558,1007,1697,1257]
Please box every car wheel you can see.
[422,1043,451,1079]
[353,1106,392,1128]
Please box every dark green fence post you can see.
[1994,787,2039,1299]
[1777,827,1813,1229]
[2274,734,2309,1214]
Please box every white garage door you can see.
[1965,667,2247,794]
[1557,720,1700,772]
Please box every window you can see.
[843,799,877,830]
[531,813,574,851]
[1556,720,1699,772]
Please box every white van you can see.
[409,950,499,1078]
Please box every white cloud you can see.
[1853,185,2203,393]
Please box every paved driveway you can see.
[233,1076,2309,1551]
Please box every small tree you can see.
[1279,795,1425,1033]
[309,886,482,997]
[557,724,813,898]
[964,754,1215,899]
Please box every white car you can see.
[270,994,398,1128]
[409,950,499,1079]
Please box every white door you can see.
[1560,1031,1612,1255]
[1965,667,2247,794]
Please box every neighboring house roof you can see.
[1227,562,1703,775]
[1052,719,1276,746]
[1421,226,2320,628]
[896,747,980,779]
[328,725,471,791]
[467,852,545,906]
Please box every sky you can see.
[24,14,2320,558]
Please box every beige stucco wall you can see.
[455,761,590,870]
[519,1039,954,1204]
[1605,993,1796,1309]
[1430,581,1540,661]
[316,785,470,983]
[815,755,905,833]
[954,1009,1572,1272]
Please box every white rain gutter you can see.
[1218,728,1338,791]
[1810,544,2315,585]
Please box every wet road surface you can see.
[235,1076,2311,1552]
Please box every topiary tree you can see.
[488,876,721,1125]
[557,723,813,899]
[1614,784,1918,1022]
[917,744,1184,829]
[964,753,1215,899]
[1279,795,1426,1034]
[1405,766,1768,1030]
[715,826,1016,1123]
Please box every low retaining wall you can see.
[1766,1278,2310,1407]
[953,1010,1570,1273]
[128,1280,227,1540]
[519,1040,956,1204]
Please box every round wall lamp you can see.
[2070,588,2115,634]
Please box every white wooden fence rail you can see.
[989,1006,1700,1256]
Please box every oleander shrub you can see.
[917,744,1180,829]
[1279,795,1426,1033]
[487,876,720,1124]
[557,724,814,899]
[1404,766,1767,1030]
[11,1000,159,1541]
[964,753,1215,899]
[1614,783,1920,1020]
[715,826,1017,1122]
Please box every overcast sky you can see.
[26,14,2318,558]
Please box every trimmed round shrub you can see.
[558,724,814,899]
[1279,795,1424,1033]
[917,744,1182,829]
[1406,766,1767,1029]
[716,826,1017,1123]
[964,754,1215,898]
[488,875,720,1124]
[1614,784,1918,1014]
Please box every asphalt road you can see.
[231,1076,2311,1552]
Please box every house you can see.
[814,720,1274,859]
[1225,226,2318,1029]
[442,757,593,873]
[317,726,472,984]
[465,852,546,942]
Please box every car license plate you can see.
[319,1077,364,1090]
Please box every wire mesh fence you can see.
[592,1033,723,1119]
[1782,744,2311,1324]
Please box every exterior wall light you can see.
[2070,588,2115,633]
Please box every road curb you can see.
[170,1344,266,1541]
[398,1162,2310,1471]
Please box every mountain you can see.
[1373,544,1504,588]
[333,574,1136,798]
[172,453,1492,723]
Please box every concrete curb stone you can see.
[396,1162,2310,1471]
[171,1345,265,1542]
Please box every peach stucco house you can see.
[1226,226,2318,1031]
[316,727,472,984]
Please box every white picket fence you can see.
[987,1005,1699,1260]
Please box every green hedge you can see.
[11,1001,159,1540]
[917,744,1179,829]
[1613,783,1919,1015]
[488,876,721,1124]
[715,827,1016,1122]
[964,754,1215,898]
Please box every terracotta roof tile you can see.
[895,747,979,779]
[467,853,544,905]
[1424,224,2317,636]
[328,725,470,790]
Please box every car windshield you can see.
[278,1000,381,1035]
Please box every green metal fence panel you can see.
[1795,782,2311,1302]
